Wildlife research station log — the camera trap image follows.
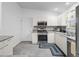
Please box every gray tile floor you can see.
[13,41,53,57]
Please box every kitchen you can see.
[32,2,77,56]
[0,2,79,57]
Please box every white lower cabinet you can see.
[32,32,55,44]
[32,33,38,44]
[71,41,76,56]
[48,32,54,43]
[55,32,67,56]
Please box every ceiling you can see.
[17,2,77,15]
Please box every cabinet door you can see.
[48,33,54,43]
[71,42,76,56]
[61,14,67,26]
[47,17,58,26]
[33,18,38,26]
[67,41,72,56]
[58,13,67,26]
[38,17,47,22]
[67,40,76,56]
[32,33,38,44]
[33,17,47,26]
[55,32,67,55]
[57,17,62,26]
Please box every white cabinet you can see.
[67,9,76,30]
[33,16,58,26]
[67,39,76,56]
[33,17,47,26]
[57,17,62,26]
[55,32,67,55]
[32,32,38,44]
[71,41,76,56]
[47,18,58,26]
[48,32,54,43]
[61,14,67,26]
[38,17,47,22]
[32,32,55,44]
[33,18,38,26]
[57,14,67,26]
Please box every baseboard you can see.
[12,40,21,48]
[13,40,32,48]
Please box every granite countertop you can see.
[32,30,55,33]
[55,31,67,35]
[55,32,76,41]
[66,36,76,42]
[66,36,75,40]
[0,36,14,42]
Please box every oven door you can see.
[38,35,47,41]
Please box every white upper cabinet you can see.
[33,17,38,26]
[67,9,76,29]
[57,13,67,26]
[58,3,78,26]
[38,17,47,22]
[61,14,67,26]
[33,16,47,26]
[47,17,58,26]
[33,16,58,26]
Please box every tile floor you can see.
[13,41,53,57]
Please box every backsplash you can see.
[33,26,66,33]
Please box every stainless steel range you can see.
[37,21,47,42]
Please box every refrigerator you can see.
[76,5,79,56]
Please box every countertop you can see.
[32,30,76,41]
[55,32,76,41]
[66,36,75,40]
[32,30,55,33]
[47,30,55,32]
[67,36,76,42]
[0,35,14,42]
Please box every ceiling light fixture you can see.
[54,8,58,11]
[65,2,70,5]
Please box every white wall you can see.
[21,9,57,41]
[1,2,22,46]
[22,17,33,41]
[1,2,57,42]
